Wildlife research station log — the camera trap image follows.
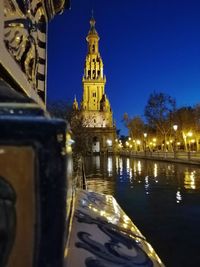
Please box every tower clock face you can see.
[3,0,47,103]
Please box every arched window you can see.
[92,44,95,52]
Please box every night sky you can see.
[47,0,200,135]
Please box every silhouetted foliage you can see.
[144,92,176,130]
[47,101,90,156]
[116,129,121,138]
[123,113,145,139]
[70,111,92,156]
[47,100,73,121]
[144,92,176,150]
[122,91,200,151]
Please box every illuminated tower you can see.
[73,15,116,153]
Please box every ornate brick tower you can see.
[73,15,116,153]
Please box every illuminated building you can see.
[73,15,116,153]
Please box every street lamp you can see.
[143,133,147,155]
[173,124,178,158]
[152,138,156,151]
[173,124,178,132]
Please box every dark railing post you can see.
[81,161,87,190]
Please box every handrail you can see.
[118,150,200,164]
[81,161,87,190]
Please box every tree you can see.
[47,100,90,156]
[122,113,147,151]
[173,106,195,150]
[116,129,121,139]
[123,113,145,138]
[70,110,93,156]
[144,92,176,151]
[47,100,73,121]
[48,100,112,156]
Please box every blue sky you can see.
[47,0,200,135]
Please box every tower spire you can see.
[83,16,104,82]
[73,95,79,110]
[78,15,116,154]
[82,16,108,112]
[87,9,99,39]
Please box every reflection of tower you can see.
[73,15,116,154]
[107,156,113,176]
[92,155,100,170]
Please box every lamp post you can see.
[173,124,178,159]
[143,133,147,156]
[152,138,156,152]
[187,131,193,160]
[136,140,141,152]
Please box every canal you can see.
[84,155,200,267]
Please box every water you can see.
[84,155,200,267]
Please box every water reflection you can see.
[144,176,150,195]
[176,190,182,204]
[107,157,113,176]
[118,157,123,176]
[184,170,197,190]
[84,155,116,195]
[126,158,130,171]
[92,155,100,169]
[86,179,115,195]
[137,161,142,174]
[84,156,200,267]
[85,156,200,203]
[154,163,158,178]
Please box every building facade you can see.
[73,16,116,154]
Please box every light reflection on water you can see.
[85,155,115,195]
[184,170,196,190]
[84,155,200,267]
[86,154,200,208]
[85,155,200,202]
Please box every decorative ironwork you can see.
[3,0,47,102]
[1,0,70,106]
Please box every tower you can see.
[74,15,116,154]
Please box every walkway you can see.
[119,150,200,165]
